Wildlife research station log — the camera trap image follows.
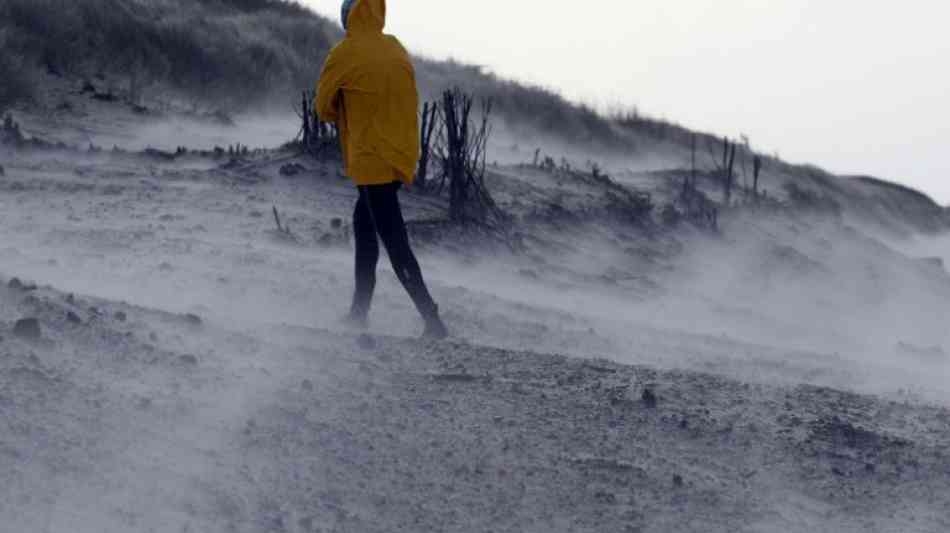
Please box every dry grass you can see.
[416,58,622,149]
[1,0,717,156]
[0,0,666,150]
[0,0,336,108]
[0,44,33,111]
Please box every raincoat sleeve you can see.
[315,46,347,123]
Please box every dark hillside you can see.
[847,175,950,234]
[0,0,338,108]
[0,0,637,149]
[414,59,622,149]
[851,175,943,205]
[0,52,33,111]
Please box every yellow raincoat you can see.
[315,0,420,186]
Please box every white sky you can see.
[305,1,950,203]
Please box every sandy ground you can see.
[1,141,949,532]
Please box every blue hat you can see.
[341,0,357,30]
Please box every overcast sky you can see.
[305,1,950,203]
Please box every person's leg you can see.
[363,182,448,337]
[348,188,379,323]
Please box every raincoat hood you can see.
[343,0,386,35]
[318,0,419,186]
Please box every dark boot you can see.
[422,306,449,340]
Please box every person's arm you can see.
[315,46,347,123]
[396,38,421,163]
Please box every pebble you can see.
[641,388,658,409]
[13,318,42,340]
[8,278,37,291]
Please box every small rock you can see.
[298,516,318,532]
[641,388,658,408]
[0,164,4,176]
[13,318,41,341]
[832,467,845,476]
[916,256,945,270]
[158,262,174,272]
[302,379,314,392]
[357,334,377,350]
[434,373,480,383]
[679,418,688,429]
[66,311,82,325]
[66,294,75,305]
[184,313,203,326]
[673,474,684,487]
[518,269,539,279]
[115,311,127,322]
[149,332,159,342]
[7,278,36,291]
[178,354,199,366]
[279,162,306,177]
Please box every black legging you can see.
[350,181,438,319]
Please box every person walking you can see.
[316,0,449,339]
